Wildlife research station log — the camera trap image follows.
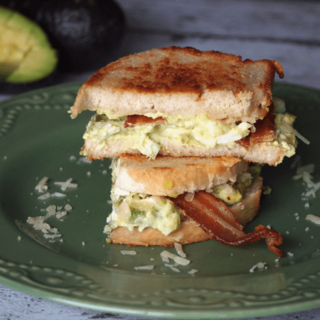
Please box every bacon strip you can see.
[124,115,167,128]
[237,136,250,150]
[237,104,276,149]
[249,104,275,144]
[171,191,283,257]
[214,225,283,257]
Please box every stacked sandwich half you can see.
[70,47,301,256]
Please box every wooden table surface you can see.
[1,0,320,319]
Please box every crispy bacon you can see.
[249,105,275,144]
[171,191,283,257]
[237,136,250,150]
[124,115,167,128]
[214,224,283,257]
[237,104,276,148]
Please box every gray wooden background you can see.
[1,0,320,319]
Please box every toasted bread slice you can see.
[109,177,263,246]
[109,219,211,246]
[224,176,262,225]
[114,155,246,196]
[83,139,285,166]
[70,46,284,124]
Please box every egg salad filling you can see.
[82,112,252,159]
[274,113,297,157]
[104,158,181,235]
[273,97,309,157]
[104,159,262,236]
[212,163,262,204]
[104,190,182,236]
[83,98,308,161]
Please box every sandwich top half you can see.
[70,46,300,166]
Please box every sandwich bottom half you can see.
[102,155,284,257]
[103,155,284,256]
[107,176,263,247]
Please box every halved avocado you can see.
[1,0,126,72]
[0,6,58,87]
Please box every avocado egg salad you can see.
[81,112,252,159]
[104,158,263,237]
[80,97,306,162]
[273,97,309,157]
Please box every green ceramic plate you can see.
[0,82,320,319]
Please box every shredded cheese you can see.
[249,262,267,273]
[160,250,190,266]
[188,269,198,275]
[174,243,187,258]
[64,204,72,211]
[35,177,49,193]
[297,164,315,175]
[56,211,67,219]
[43,234,61,239]
[306,214,320,225]
[38,193,50,200]
[54,178,78,191]
[134,265,154,270]
[33,222,51,231]
[51,192,67,198]
[169,266,180,273]
[281,121,310,145]
[121,250,137,256]
[77,157,92,164]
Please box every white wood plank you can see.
[116,0,320,42]
[0,285,116,320]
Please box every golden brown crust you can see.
[70,47,284,121]
[87,47,281,96]
[109,219,211,246]
[237,103,275,150]
[119,154,241,166]
[250,104,275,144]
[115,155,244,195]
[272,60,285,79]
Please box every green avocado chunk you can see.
[0,6,57,83]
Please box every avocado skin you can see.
[1,0,126,72]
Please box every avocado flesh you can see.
[0,7,57,83]
[0,6,12,24]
